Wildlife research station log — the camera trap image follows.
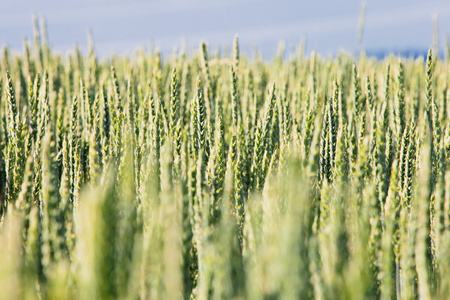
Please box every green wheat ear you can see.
[170,67,180,139]
[426,49,433,118]
[5,71,20,206]
[395,61,405,141]
[233,35,240,70]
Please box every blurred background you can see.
[1,0,449,59]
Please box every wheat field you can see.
[0,25,449,299]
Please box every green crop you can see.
[0,23,450,300]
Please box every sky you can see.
[0,0,449,59]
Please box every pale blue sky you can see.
[1,0,449,58]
